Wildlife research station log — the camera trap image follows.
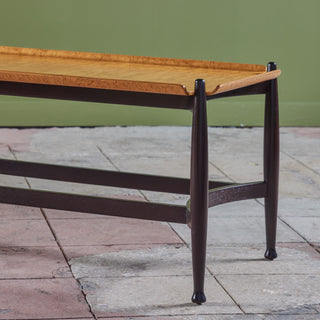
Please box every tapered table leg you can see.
[264,62,279,260]
[190,79,209,304]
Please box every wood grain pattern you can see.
[0,46,281,96]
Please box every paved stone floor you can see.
[0,126,319,319]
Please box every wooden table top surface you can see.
[0,46,281,96]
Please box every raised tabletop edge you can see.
[0,46,266,72]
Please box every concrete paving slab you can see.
[50,217,183,246]
[207,200,265,217]
[281,217,320,243]
[0,278,91,319]
[0,173,28,188]
[25,177,143,198]
[0,246,71,279]
[0,145,9,155]
[207,127,264,155]
[141,190,189,206]
[95,126,191,156]
[70,245,192,279]
[206,243,320,275]
[211,151,320,197]
[216,274,320,314]
[171,216,303,247]
[107,155,191,178]
[0,128,39,154]
[209,156,264,183]
[0,219,56,247]
[291,156,320,176]
[81,275,240,316]
[13,128,117,171]
[278,198,320,217]
[0,203,43,220]
[15,154,117,180]
[278,156,320,198]
[22,127,104,153]
[107,154,231,181]
[63,243,165,260]
[207,128,265,183]
[280,127,320,157]
[14,146,114,165]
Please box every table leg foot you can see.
[265,248,277,260]
[192,292,206,305]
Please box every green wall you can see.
[1,0,319,126]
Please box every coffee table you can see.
[0,46,281,304]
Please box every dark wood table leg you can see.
[264,62,279,260]
[190,79,209,304]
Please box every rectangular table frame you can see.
[0,58,279,304]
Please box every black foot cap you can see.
[192,292,206,305]
[265,248,277,260]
